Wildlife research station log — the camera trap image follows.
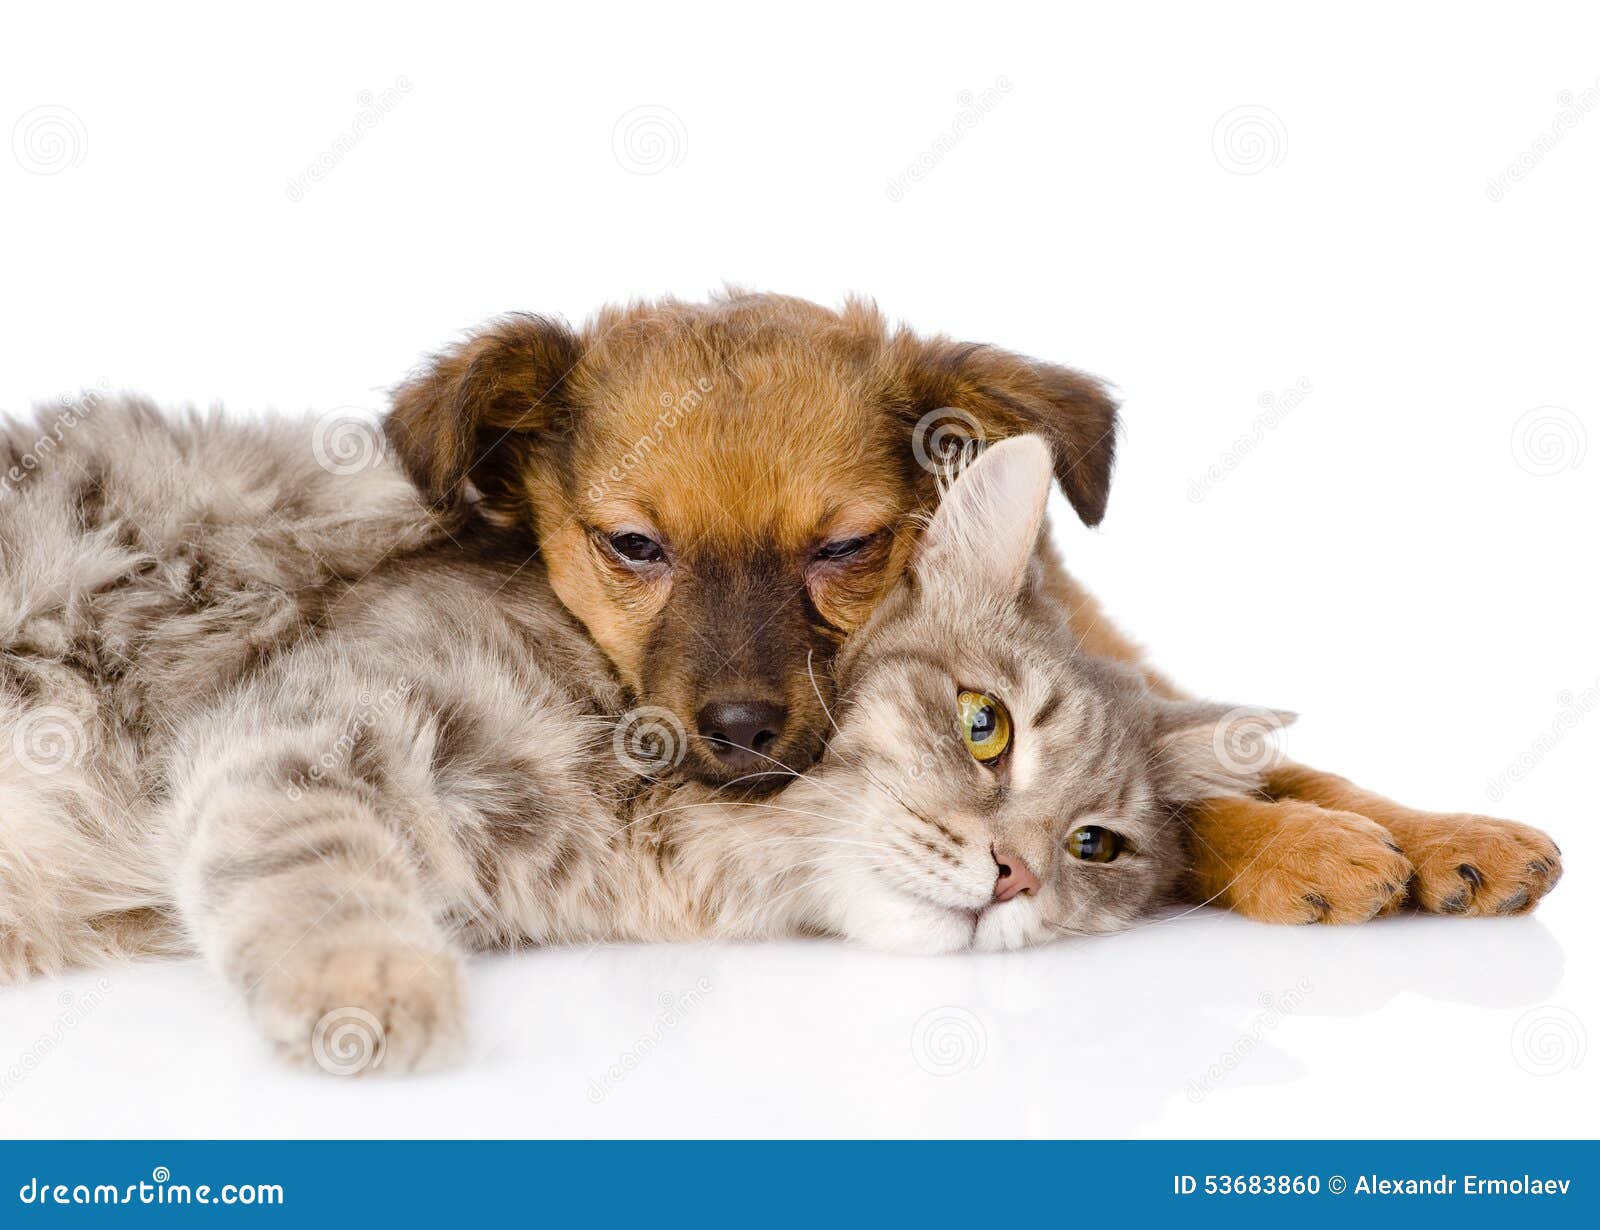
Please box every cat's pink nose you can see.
[992,848,1041,902]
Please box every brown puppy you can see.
[384,290,1561,922]
[385,293,1115,786]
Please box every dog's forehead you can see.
[576,342,908,545]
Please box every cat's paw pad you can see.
[252,941,466,1075]
[1232,804,1413,925]
[1403,816,1562,916]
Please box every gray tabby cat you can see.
[1,399,1266,1071]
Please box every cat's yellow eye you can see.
[1066,825,1122,863]
[957,690,1011,763]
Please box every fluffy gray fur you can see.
[1,400,1262,1070]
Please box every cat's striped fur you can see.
[2,402,1259,1070]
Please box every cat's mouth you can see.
[917,899,989,942]
[971,897,1045,952]
[933,900,1038,952]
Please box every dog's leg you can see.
[1264,765,1563,916]
[1041,548,1562,922]
[1185,793,1413,923]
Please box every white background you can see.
[1,1,1595,1137]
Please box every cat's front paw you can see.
[251,941,466,1075]
[846,904,978,954]
[1401,814,1562,916]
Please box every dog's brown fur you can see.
[387,293,1115,785]
[384,290,1561,923]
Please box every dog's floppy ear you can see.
[385,313,583,515]
[889,333,1120,526]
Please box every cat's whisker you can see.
[616,796,880,838]
[805,649,846,742]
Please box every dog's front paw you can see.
[1400,814,1562,916]
[1225,802,1413,924]
[251,941,466,1075]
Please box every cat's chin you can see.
[971,899,1048,952]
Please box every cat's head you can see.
[815,434,1287,952]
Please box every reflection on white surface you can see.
[0,900,1589,1139]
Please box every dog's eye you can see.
[1065,825,1122,863]
[814,536,869,562]
[608,532,665,565]
[957,690,1011,763]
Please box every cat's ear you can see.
[1149,700,1297,803]
[912,433,1055,599]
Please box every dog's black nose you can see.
[696,700,787,771]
